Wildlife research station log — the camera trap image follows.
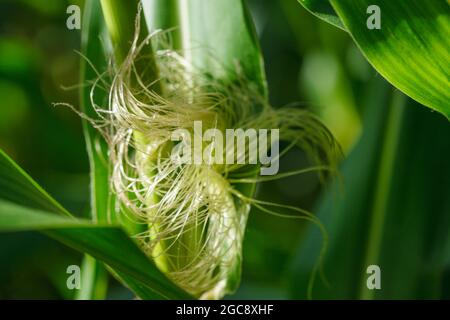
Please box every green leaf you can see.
[143,0,182,48]
[186,0,268,95]
[298,0,450,118]
[143,0,268,95]
[0,200,91,231]
[290,80,450,299]
[0,199,191,299]
[48,226,190,299]
[0,149,70,216]
[76,255,108,300]
[297,0,345,30]
[0,147,190,298]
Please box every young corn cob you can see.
[93,0,339,299]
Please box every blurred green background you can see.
[0,0,449,299]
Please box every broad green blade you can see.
[297,0,345,30]
[290,80,450,299]
[298,0,450,118]
[0,149,70,216]
[48,227,190,299]
[331,0,450,118]
[0,199,191,299]
[0,200,92,231]
[0,145,191,299]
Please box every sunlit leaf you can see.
[0,198,191,299]
[298,0,450,118]
[297,0,345,30]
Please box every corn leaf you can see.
[143,0,267,95]
[143,0,181,47]
[0,199,191,299]
[184,0,268,95]
[296,0,345,30]
[0,148,191,299]
[297,0,450,118]
[290,80,450,299]
[0,149,70,217]
[0,199,90,231]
